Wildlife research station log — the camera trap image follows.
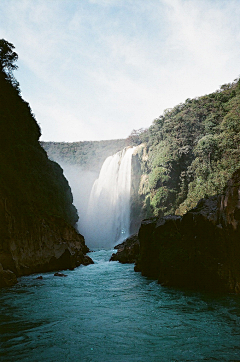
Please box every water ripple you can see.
[1,250,240,361]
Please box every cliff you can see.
[0,57,92,287]
[129,78,240,220]
[0,199,92,287]
[42,139,127,174]
[112,168,240,293]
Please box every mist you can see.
[57,147,135,250]
[86,147,134,249]
[59,163,98,239]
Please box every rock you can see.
[219,168,240,229]
[0,263,17,287]
[135,169,240,293]
[36,276,43,280]
[54,272,67,277]
[0,70,94,288]
[82,255,94,266]
[0,198,94,286]
[110,234,140,263]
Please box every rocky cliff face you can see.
[42,139,127,174]
[0,68,93,287]
[0,195,92,288]
[130,144,150,234]
[113,168,240,293]
[219,168,240,230]
[0,177,93,289]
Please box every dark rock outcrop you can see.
[219,168,240,230]
[0,263,17,287]
[0,197,94,285]
[135,167,240,293]
[115,169,240,293]
[110,234,139,263]
[0,61,93,288]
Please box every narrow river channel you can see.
[1,250,240,361]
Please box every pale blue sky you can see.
[0,0,240,142]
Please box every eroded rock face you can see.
[0,197,93,286]
[136,189,240,293]
[115,169,240,293]
[219,168,240,230]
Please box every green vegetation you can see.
[42,139,127,173]
[0,39,19,90]
[0,40,77,226]
[133,78,240,217]
[42,76,240,222]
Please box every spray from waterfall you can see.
[84,147,135,249]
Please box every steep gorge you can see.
[0,68,92,287]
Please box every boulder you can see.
[54,272,67,277]
[110,234,140,263]
[0,263,17,287]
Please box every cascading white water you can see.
[84,147,135,249]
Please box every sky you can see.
[0,0,240,142]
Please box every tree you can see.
[127,128,147,145]
[194,135,219,168]
[0,39,18,72]
[0,39,19,89]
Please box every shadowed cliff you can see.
[0,56,92,287]
[112,168,240,293]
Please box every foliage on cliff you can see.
[0,49,78,226]
[42,139,127,173]
[134,77,240,217]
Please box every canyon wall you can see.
[113,168,240,293]
[0,196,92,287]
[0,68,92,287]
[42,139,127,174]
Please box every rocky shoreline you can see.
[0,200,93,288]
[111,169,240,293]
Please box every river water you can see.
[1,250,240,362]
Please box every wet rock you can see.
[110,234,140,263]
[82,255,94,266]
[36,276,43,280]
[0,263,17,287]
[54,272,67,277]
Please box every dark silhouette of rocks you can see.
[0,263,17,287]
[112,169,240,293]
[110,234,139,263]
[0,50,93,288]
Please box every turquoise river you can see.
[1,250,240,361]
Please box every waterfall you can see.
[84,147,135,249]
